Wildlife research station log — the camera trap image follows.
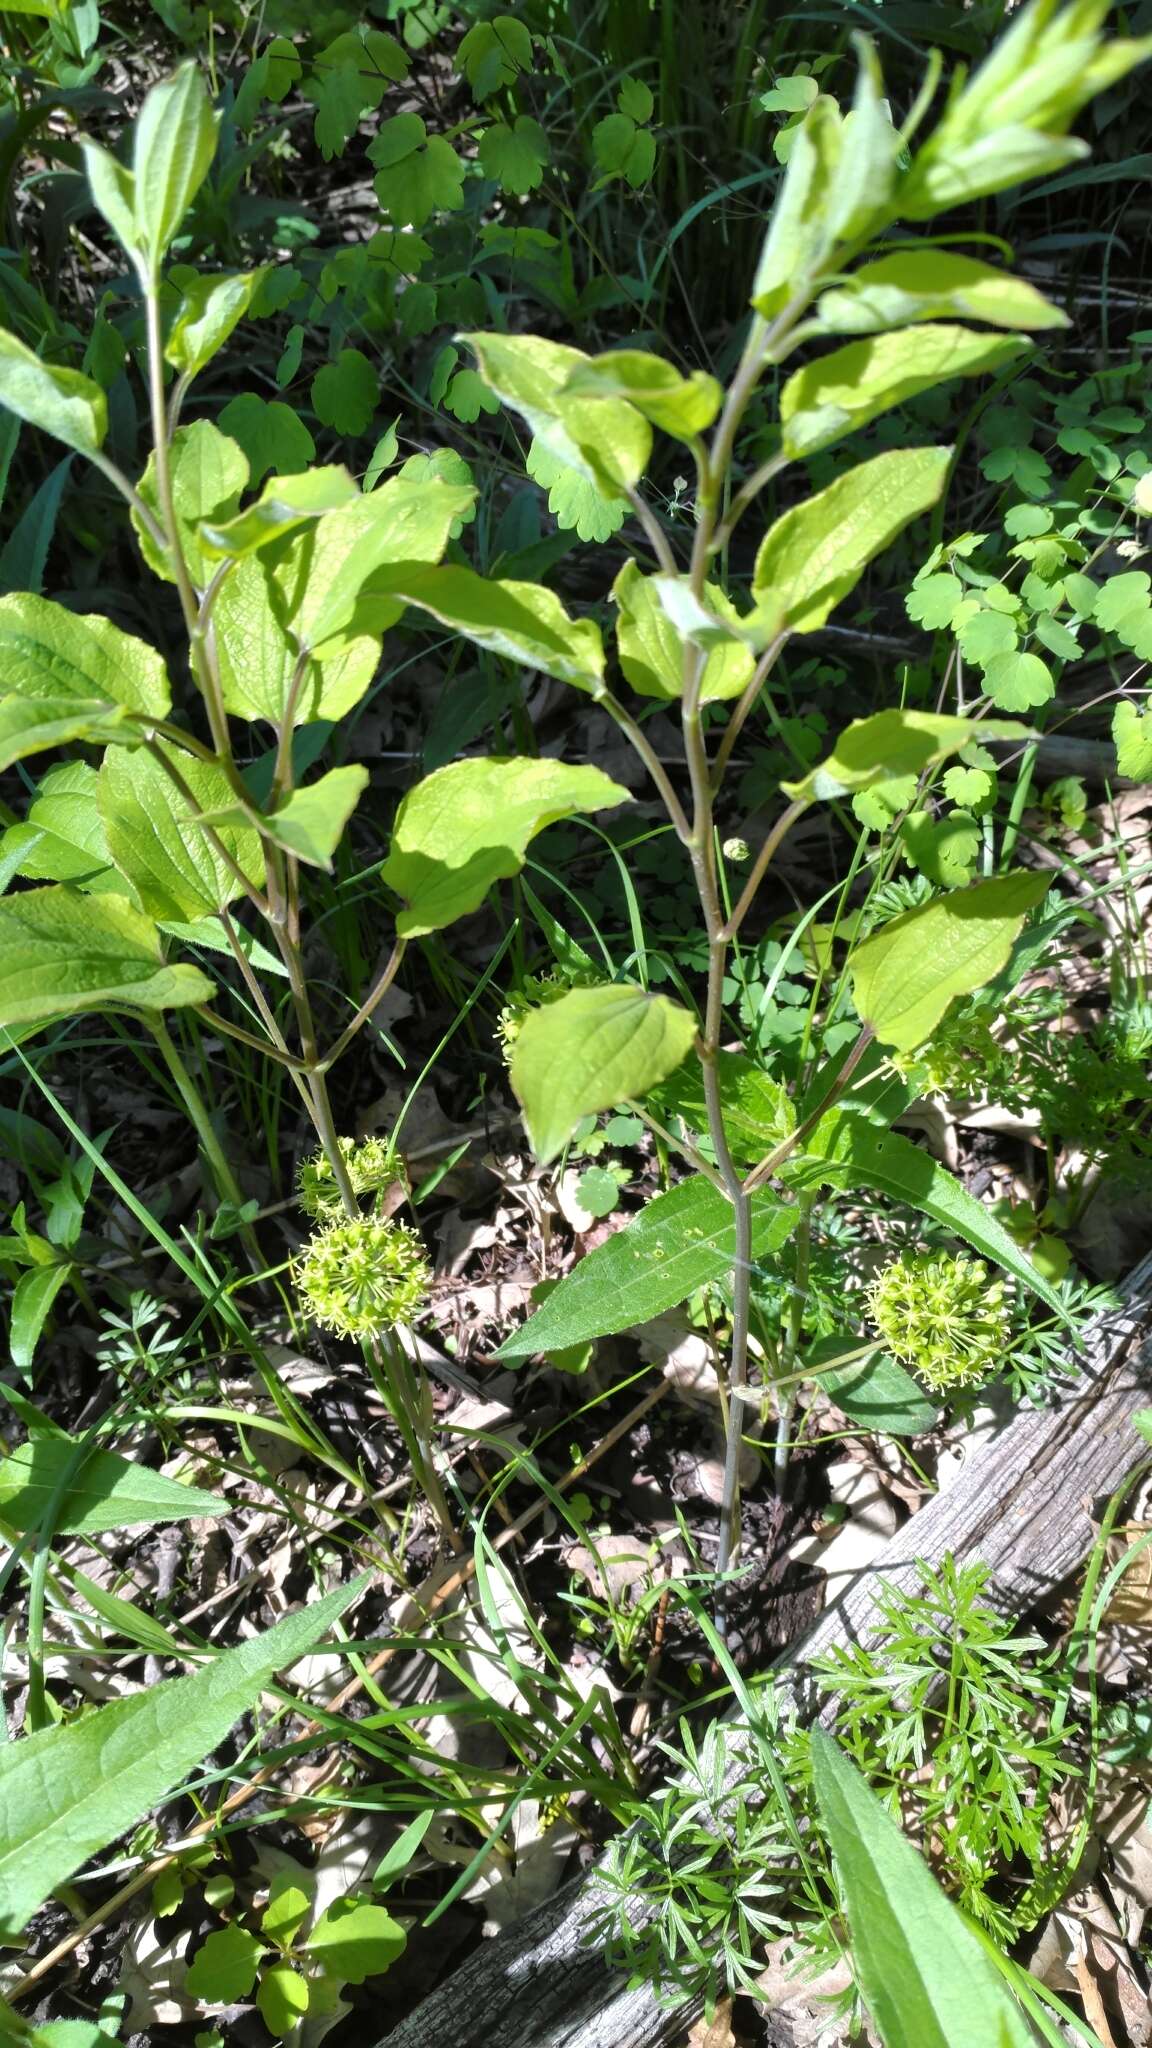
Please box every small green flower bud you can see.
[297,1135,396,1219]
[295,1215,429,1340]
[868,1249,1009,1393]
[722,837,750,864]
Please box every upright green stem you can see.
[774,1190,813,1494]
[146,1015,253,1232]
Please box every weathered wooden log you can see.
[379,1253,1152,2048]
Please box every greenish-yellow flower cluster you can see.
[868,1249,1009,1393]
[295,1214,430,1341]
[297,1135,396,1220]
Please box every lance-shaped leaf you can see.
[461,331,651,494]
[815,250,1069,336]
[751,94,843,318]
[561,349,722,441]
[849,871,1050,1053]
[100,745,264,923]
[780,326,1027,458]
[376,564,605,694]
[612,562,754,702]
[0,1431,226,1535]
[498,1175,797,1357]
[511,983,697,1163]
[382,758,629,937]
[810,1731,1036,2048]
[0,697,136,775]
[164,267,269,382]
[789,1108,1064,1315]
[782,709,1029,802]
[0,886,213,1028]
[199,465,359,558]
[752,447,951,635]
[0,1574,367,1938]
[287,478,476,649]
[0,330,107,456]
[131,62,220,272]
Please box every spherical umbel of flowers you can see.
[297,1135,396,1220]
[295,1215,430,1341]
[867,1249,1010,1394]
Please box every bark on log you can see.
[379,1253,1152,2048]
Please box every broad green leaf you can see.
[371,117,465,225]
[164,268,268,382]
[822,35,899,244]
[262,1875,312,1943]
[781,327,1026,458]
[809,1342,938,1436]
[511,984,697,1163]
[0,697,134,775]
[752,448,951,636]
[135,419,249,586]
[377,564,605,694]
[458,13,532,98]
[0,330,106,455]
[0,1431,225,1533]
[0,592,170,716]
[132,63,220,273]
[304,1895,406,1981]
[849,871,1050,1052]
[258,1964,311,2033]
[591,111,655,188]
[9,1263,71,1378]
[784,709,1028,801]
[981,648,1054,711]
[751,94,843,317]
[497,1176,797,1357]
[1114,699,1152,780]
[810,1731,1035,2048]
[99,745,264,922]
[0,762,117,889]
[185,1922,264,2003]
[612,561,754,702]
[461,332,651,496]
[200,466,359,558]
[212,557,379,728]
[562,350,722,441]
[525,439,628,542]
[0,1575,368,1937]
[652,1050,795,1167]
[382,757,629,937]
[205,766,368,871]
[478,116,550,195]
[0,886,213,1028]
[900,808,981,887]
[217,393,315,484]
[287,478,475,649]
[311,347,377,436]
[816,251,1068,335]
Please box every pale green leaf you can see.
[99,745,264,922]
[288,477,474,649]
[135,420,248,586]
[612,561,753,702]
[200,466,359,558]
[1114,699,1152,781]
[783,709,1029,801]
[816,250,1069,336]
[304,1895,406,1981]
[258,1962,311,2033]
[9,1263,71,1377]
[751,94,843,317]
[0,592,170,715]
[0,1432,225,1533]
[164,268,268,381]
[849,872,1050,1052]
[185,1923,264,2003]
[981,648,1054,711]
[0,330,107,455]
[810,1731,1036,2048]
[653,1051,795,1167]
[497,1176,797,1357]
[461,332,650,496]
[132,63,220,272]
[562,350,722,441]
[525,439,628,541]
[900,808,981,887]
[206,765,367,871]
[261,1875,312,1944]
[377,564,605,694]
[511,984,697,1163]
[0,886,214,1028]
[80,138,138,256]
[382,757,629,937]
[781,326,1026,457]
[212,556,379,728]
[0,698,133,775]
[0,1576,367,1937]
[752,448,951,635]
[0,762,117,889]
[810,1344,938,1435]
